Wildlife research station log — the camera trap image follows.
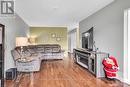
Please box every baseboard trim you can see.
[123,79,130,85]
[117,76,130,85]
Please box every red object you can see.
[102,56,119,79]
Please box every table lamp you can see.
[16,37,28,59]
[28,37,36,45]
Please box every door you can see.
[0,24,4,87]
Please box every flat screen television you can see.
[82,27,93,51]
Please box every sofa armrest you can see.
[60,50,65,53]
[16,57,36,63]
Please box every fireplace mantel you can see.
[73,48,109,78]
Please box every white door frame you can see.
[124,9,130,84]
[128,9,130,84]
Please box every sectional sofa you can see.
[11,44,65,72]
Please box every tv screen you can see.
[82,27,93,51]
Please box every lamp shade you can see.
[16,37,28,47]
[29,37,36,44]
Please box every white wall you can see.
[68,29,76,53]
[79,0,130,81]
[0,14,29,72]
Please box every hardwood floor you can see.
[5,55,130,87]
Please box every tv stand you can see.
[73,48,109,78]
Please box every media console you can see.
[73,48,109,78]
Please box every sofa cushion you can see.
[44,47,52,53]
[23,50,31,57]
[11,50,21,60]
[52,47,60,52]
[17,56,35,63]
[36,47,44,53]
[27,48,37,54]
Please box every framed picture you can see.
[51,33,56,38]
[56,37,61,41]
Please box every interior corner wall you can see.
[0,14,29,72]
[29,27,68,56]
[76,27,80,48]
[79,0,130,81]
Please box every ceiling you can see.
[15,0,114,28]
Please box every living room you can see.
[0,0,130,87]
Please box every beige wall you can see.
[30,27,68,56]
